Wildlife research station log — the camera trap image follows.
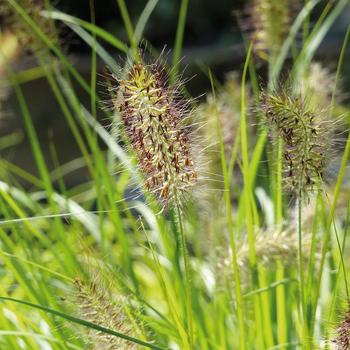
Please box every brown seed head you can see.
[331,302,350,350]
[0,0,57,53]
[112,60,197,207]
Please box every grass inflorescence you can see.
[74,276,146,350]
[261,88,334,198]
[111,57,198,208]
[245,0,300,60]
[0,0,350,349]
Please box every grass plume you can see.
[74,277,146,350]
[218,227,316,286]
[111,56,198,208]
[0,0,57,53]
[244,0,299,60]
[261,88,334,198]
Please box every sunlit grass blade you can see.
[0,297,167,350]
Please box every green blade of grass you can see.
[134,0,159,45]
[172,0,189,81]
[116,0,137,55]
[270,0,320,86]
[42,9,128,52]
[208,68,246,350]
[0,297,167,350]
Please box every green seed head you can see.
[245,0,299,59]
[75,277,142,350]
[261,89,333,198]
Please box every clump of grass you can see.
[74,276,145,350]
[110,56,198,208]
[261,85,337,347]
[260,88,334,198]
[110,52,199,347]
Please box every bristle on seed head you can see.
[0,0,57,53]
[111,57,198,208]
[74,277,142,350]
[244,0,300,59]
[330,301,350,350]
[260,88,333,198]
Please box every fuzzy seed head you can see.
[113,61,197,207]
[261,89,333,197]
[74,278,142,350]
[0,0,57,53]
[298,62,344,115]
[221,228,313,272]
[332,303,350,350]
[245,0,300,59]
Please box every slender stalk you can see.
[275,140,283,224]
[297,194,308,348]
[172,0,189,81]
[241,44,265,349]
[331,25,350,108]
[175,200,194,349]
[116,0,137,56]
[208,69,246,350]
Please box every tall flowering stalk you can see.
[261,87,334,347]
[111,54,197,348]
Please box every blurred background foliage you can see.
[0,0,350,185]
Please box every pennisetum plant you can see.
[217,227,316,289]
[244,0,300,61]
[327,301,350,349]
[199,71,253,186]
[74,276,147,350]
[0,0,58,54]
[260,86,335,348]
[260,88,334,198]
[110,54,198,208]
[109,51,199,348]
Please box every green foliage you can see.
[0,0,350,350]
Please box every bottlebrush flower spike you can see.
[244,0,300,59]
[217,227,317,288]
[0,0,57,53]
[261,89,333,197]
[331,302,350,349]
[75,277,144,350]
[111,58,198,208]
